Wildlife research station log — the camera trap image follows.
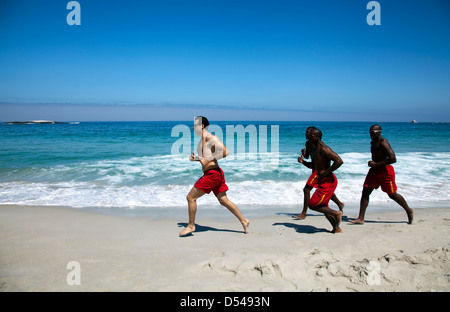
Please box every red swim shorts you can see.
[309,173,338,208]
[194,167,229,196]
[363,165,397,194]
[306,170,319,188]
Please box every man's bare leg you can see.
[217,192,250,234]
[388,192,414,224]
[325,213,343,233]
[294,185,312,220]
[179,187,205,236]
[351,187,373,224]
[331,193,345,212]
[310,205,343,233]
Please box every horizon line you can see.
[2,120,448,123]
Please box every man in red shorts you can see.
[295,126,344,220]
[307,128,344,233]
[351,124,414,224]
[179,116,250,236]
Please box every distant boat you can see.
[2,120,79,125]
[411,120,418,124]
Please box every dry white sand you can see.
[0,204,449,292]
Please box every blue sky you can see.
[1,0,449,121]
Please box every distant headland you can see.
[2,120,79,125]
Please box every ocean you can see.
[1,121,449,218]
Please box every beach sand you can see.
[0,204,449,292]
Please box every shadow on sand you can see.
[177,222,242,237]
[278,211,406,225]
[272,222,329,234]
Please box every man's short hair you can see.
[312,128,322,139]
[370,124,382,130]
[195,116,209,128]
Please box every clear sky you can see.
[1,0,449,121]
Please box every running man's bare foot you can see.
[179,224,196,236]
[331,226,342,234]
[242,219,250,234]
[332,226,343,233]
[294,213,307,220]
[407,209,414,224]
[350,218,365,224]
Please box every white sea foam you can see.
[0,152,449,213]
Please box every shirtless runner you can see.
[179,116,250,236]
[307,128,344,233]
[294,126,344,220]
[351,124,414,225]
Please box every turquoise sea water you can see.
[1,121,449,216]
